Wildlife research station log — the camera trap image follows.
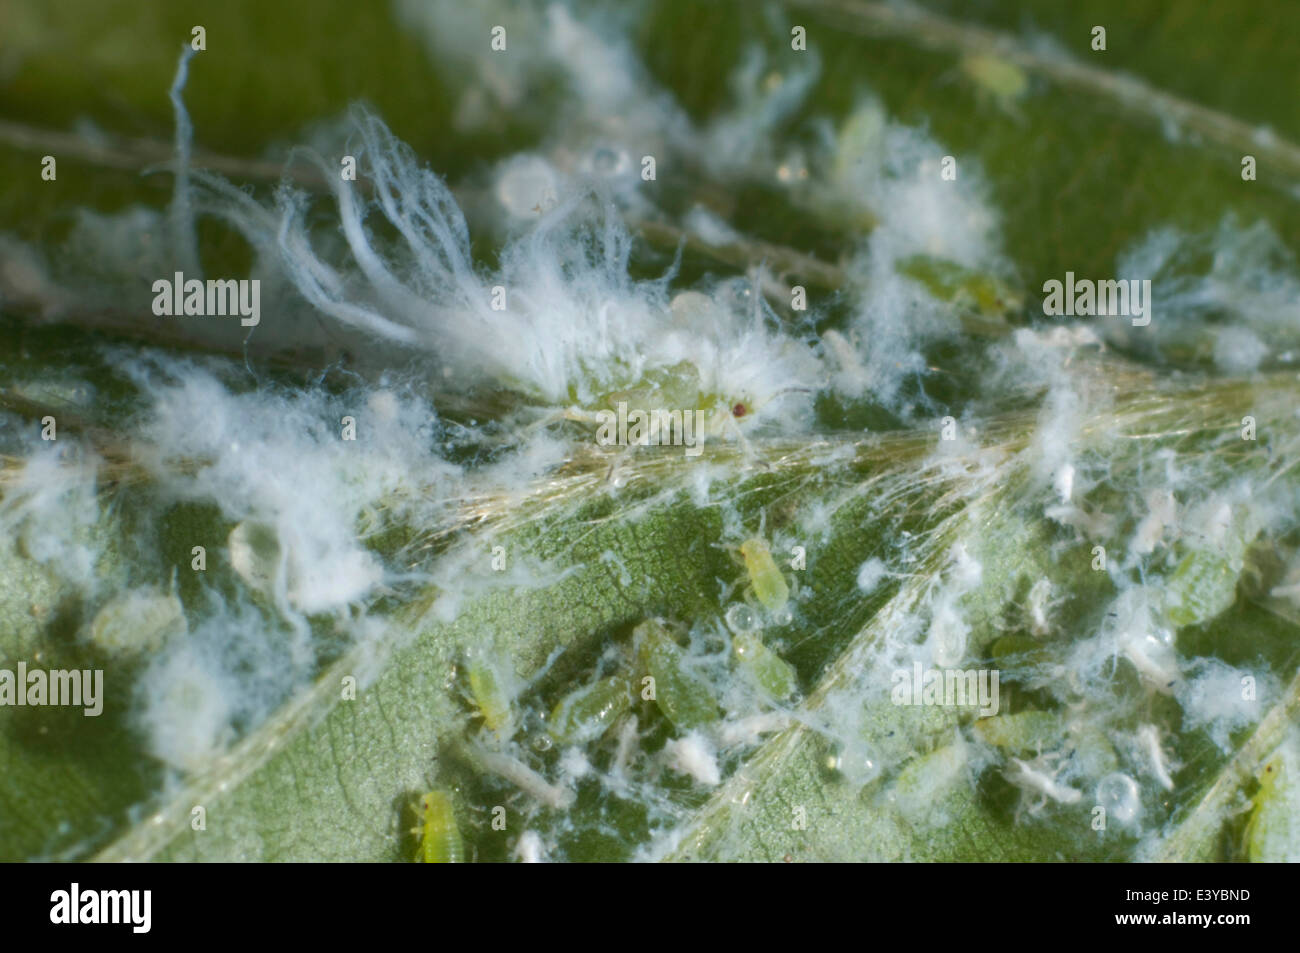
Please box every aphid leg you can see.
[711,541,752,603]
[520,406,589,439]
[712,545,763,608]
[719,540,747,570]
[408,796,425,834]
[537,407,577,430]
[408,797,428,862]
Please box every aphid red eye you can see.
[732,403,747,418]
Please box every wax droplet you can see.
[725,602,759,634]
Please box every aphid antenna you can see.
[525,406,579,435]
[760,385,815,409]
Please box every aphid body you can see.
[972,710,1061,754]
[412,790,464,863]
[634,619,719,732]
[466,655,515,741]
[897,255,1023,336]
[740,537,789,613]
[1245,751,1298,862]
[548,673,634,745]
[732,630,798,702]
[959,53,1029,118]
[1164,547,1241,629]
[565,354,799,450]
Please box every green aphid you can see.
[826,101,885,229]
[89,587,187,656]
[563,357,762,440]
[972,710,1062,754]
[732,630,798,702]
[593,360,704,416]
[411,790,464,863]
[1245,751,1297,862]
[886,740,969,822]
[1069,727,1120,778]
[548,674,634,745]
[466,656,514,741]
[959,53,1029,117]
[897,255,1022,336]
[740,537,790,614]
[634,619,719,732]
[1163,548,1241,629]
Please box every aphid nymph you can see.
[462,649,519,743]
[411,789,465,863]
[740,536,790,614]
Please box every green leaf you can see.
[1,0,1298,863]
